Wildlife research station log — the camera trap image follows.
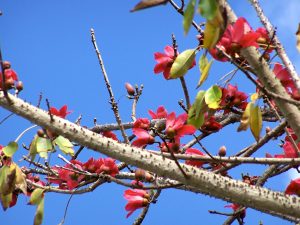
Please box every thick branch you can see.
[0,92,300,220]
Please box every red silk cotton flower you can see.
[285,178,300,196]
[210,17,260,61]
[50,105,71,119]
[165,112,196,139]
[154,46,177,80]
[185,148,206,168]
[124,189,150,218]
[154,46,195,79]
[148,106,168,119]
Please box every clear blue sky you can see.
[0,1,299,224]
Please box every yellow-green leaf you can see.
[198,0,217,20]
[170,49,196,79]
[30,188,44,205]
[203,8,225,49]
[34,198,44,225]
[183,0,196,35]
[197,54,213,88]
[29,135,38,161]
[187,90,207,129]
[205,85,222,109]
[250,105,262,141]
[3,142,18,158]
[237,102,253,132]
[15,164,27,195]
[0,193,12,211]
[0,165,16,195]
[53,136,74,156]
[188,104,205,129]
[250,93,259,102]
[36,137,52,159]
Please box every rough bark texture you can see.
[0,92,300,221]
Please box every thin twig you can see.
[168,0,203,34]
[46,98,54,122]
[90,28,129,144]
[0,112,14,125]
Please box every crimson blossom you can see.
[210,17,263,61]
[124,189,150,218]
[285,178,300,196]
[154,45,195,79]
[49,105,71,119]
[165,112,196,140]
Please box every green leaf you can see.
[237,102,253,132]
[0,165,16,195]
[205,85,222,109]
[203,20,221,49]
[187,104,205,129]
[53,136,74,156]
[194,90,207,117]
[169,49,196,79]
[203,8,225,49]
[0,193,12,211]
[198,0,217,20]
[187,91,207,129]
[29,135,38,161]
[250,105,262,141]
[30,188,44,205]
[15,164,27,195]
[34,198,44,225]
[36,137,52,159]
[3,142,18,158]
[197,54,213,88]
[183,0,196,35]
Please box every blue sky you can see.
[0,1,299,224]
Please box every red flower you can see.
[225,203,246,219]
[220,84,248,110]
[201,115,222,132]
[0,69,18,89]
[132,128,154,148]
[285,178,300,196]
[273,63,300,100]
[154,46,195,80]
[48,160,84,190]
[97,158,119,176]
[101,131,118,141]
[154,46,177,80]
[124,189,150,218]
[148,106,168,119]
[165,112,196,139]
[50,105,71,119]
[210,17,260,61]
[185,148,206,167]
[266,140,299,159]
[133,118,150,130]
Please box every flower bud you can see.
[265,126,271,134]
[218,146,226,157]
[37,129,45,137]
[125,82,135,96]
[2,61,11,69]
[16,81,23,91]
